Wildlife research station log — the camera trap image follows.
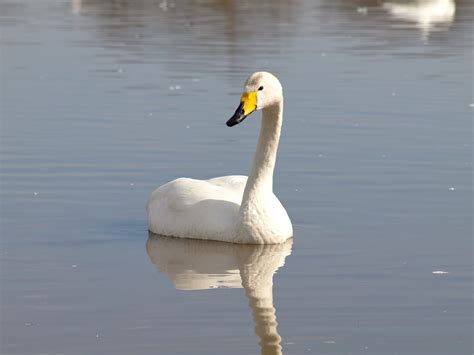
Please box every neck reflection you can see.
[146,234,293,355]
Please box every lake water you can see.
[1,0,472,354]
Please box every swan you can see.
[147,72,292,244]
[146,234,293,354]
[382,0,455,37]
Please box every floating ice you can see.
[71,264,78,268]
[448,187,456,191]
[357,7,368,14]
[432,270,449,274]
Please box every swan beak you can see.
[226,91,257,127]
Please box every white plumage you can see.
[147,72,292,244]
[382,0,455,36]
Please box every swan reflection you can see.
[146,234,293,355]
[382,0,456,38]
[71,0,82,14]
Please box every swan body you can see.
[147,72,292,244]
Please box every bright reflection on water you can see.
[147,235,293,355]
[382,0,456,39]
[1,0,472,354]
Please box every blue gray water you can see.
[1,0,472,354]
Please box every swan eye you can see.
[258,86,264,91]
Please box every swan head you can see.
[227,72,283,127]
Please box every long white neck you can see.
[240,101,283,206]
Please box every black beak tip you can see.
[226,116,246,127]
[226,102,246,127]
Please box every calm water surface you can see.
[1,0,472,354]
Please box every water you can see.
[1,0,472,354]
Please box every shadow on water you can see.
[146,233,293,355]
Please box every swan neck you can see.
[243,102,283,198]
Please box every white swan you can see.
[382,0,455,38]
[147,72,292,244]
[146,234,293,354]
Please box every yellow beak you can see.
[241,91,257,116]
[226,91,257,127]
